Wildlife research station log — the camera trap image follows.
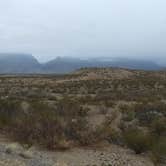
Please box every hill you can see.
[0,53,163,73]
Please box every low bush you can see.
[123,128,152,154]
[119,104,135,122]
[150,117,166,136]
[3,98,93,149]
[93,115,124,145]
[0,99,20,127]
[134,102,166,126]
[151,137,166,164]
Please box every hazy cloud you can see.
[0,0,166,62]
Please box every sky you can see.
[0,0,166,63]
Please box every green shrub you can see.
[0,99,20,127]
[151,117,166,136]
[151,137,166,164]
[123,128,151,154]
[134,102,165,126]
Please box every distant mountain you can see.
[0,53,40,73]
[0,53,163,74]
[97,57,161,70]
[42,56,162,73]
[42,57,92,73]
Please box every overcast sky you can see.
[0,0,166,62]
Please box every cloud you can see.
[0,0,166,62]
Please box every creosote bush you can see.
[0,98,93,150]
[150,117,166,136]
[0,99,20,127]
[151,137,166,164]
[123,128,152,154]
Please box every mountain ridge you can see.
[0,53,164,73]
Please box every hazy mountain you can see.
[0,53,163,74]
[0,53,40,73]
[42,57,93,73]
[43,56,162,73]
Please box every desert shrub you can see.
[119,104,131,112]
[119,104,135,122]
[0,99,20,127]
[11,108,66,149]
[7,98,92,149]
[123,128,152,154]
[123,111,135,122]
[93,114,124,145]
[105,128,123,145]
[151,137,166,164]
[150,117,166,136]
[67,117,95,145]
[55,97,88,118]
[134,102,165,126]
[104,100,115,108]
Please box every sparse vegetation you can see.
[0,68,165,164]
[0,98,92,149]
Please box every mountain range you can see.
[0,53,164,74]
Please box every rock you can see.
[19,150,33,159]
[54,161,68,166]
[5,143,23,154]
[21,101,30,114]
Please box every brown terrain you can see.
[0,67,165,166]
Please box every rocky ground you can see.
[0,135,154,166]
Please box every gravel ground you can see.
[0,139,154,166]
